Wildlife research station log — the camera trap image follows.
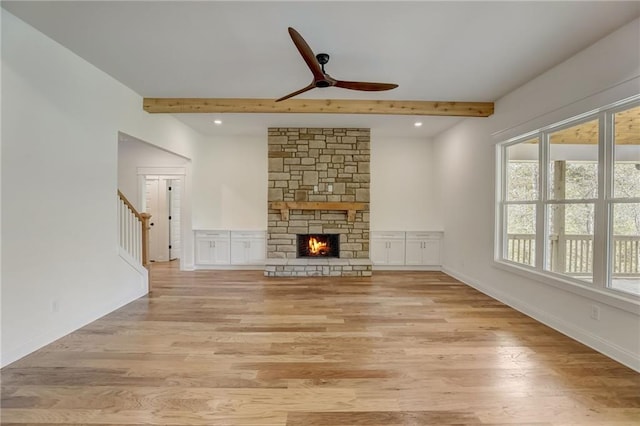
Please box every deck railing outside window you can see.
[507,234,639,276]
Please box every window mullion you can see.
[536,131,548,272]
[496,145,505,261]
[593,111,611,289]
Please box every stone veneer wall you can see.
[265,128,372,277]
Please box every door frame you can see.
[137,167,192,270]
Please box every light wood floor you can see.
[2,262,639,425]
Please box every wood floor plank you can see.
[1,262,639,425]
[286,410,482,426]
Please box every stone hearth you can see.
[265,127,372,277]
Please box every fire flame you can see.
[308,237,328,255]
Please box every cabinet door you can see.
[387,240,406,265]
[230,240,247,265]
[212,239,230,264]
[422,239,441,265]
[404,240,424,265]
[195,239,214,264]
[247,239,266,264]
[370,239,389,265]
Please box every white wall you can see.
[1,11,204,367]
[191,136,268,231]
[433,18,640,371]
[371,136,441,231]
[116,127,442,262]
[185,133,441,233]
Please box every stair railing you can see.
[117,190,151,269]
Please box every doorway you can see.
[143,176,182,262]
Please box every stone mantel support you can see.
[270,201,366,222]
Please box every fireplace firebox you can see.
[297,234,340,258]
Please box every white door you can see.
[145,177,170,262]
[168,180,181,260]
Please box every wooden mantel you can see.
[270,201,367,222]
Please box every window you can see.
[504,138,538,266]
[497,99,640,298]
[610,105,640,295]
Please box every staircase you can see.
[117,190,151,279]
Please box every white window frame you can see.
[495,96,640,311]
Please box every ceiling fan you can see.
[276,27,399,102]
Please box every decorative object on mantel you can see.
[270,201,366,222]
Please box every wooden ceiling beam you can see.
[143,98,494,117]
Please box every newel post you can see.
[140,213,152,270]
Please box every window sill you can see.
[493,260,640,315]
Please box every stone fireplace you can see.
[265,128,372,277]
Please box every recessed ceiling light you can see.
[214,119,222,125]
[414,122,423,127]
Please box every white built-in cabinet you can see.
[194,230,266,268]
[371,231,443,268]
[230,231,266,265]
[194,230,231,265]
[194,229,441,270]
[404,232,442,266]
[370,231,406,266]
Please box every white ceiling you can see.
[3,1,639,139]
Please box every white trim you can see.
[492,78,640,142]
[193,264,265,271]
[496,97,640,305]
[118,246,149,277]
[493,260,639,313]
[136,167,193,272]
[443,266,640,373]
[192,265,441,271]
[0,269,147,368]
[136,166,187,176]
[372,265,441,271]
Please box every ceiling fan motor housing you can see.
[316,53,330,65]
[315,53,331,86]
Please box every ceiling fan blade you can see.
[288,27,325,81]
[334,80,399,91]
[275,83,316,102]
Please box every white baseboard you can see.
[1,283,146,368]
[194,264,265,270]
[442,266,640,373]
[1,255,148,368]
[192,265,442,272]
[373,265,441,271]
[118,247,148,277]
